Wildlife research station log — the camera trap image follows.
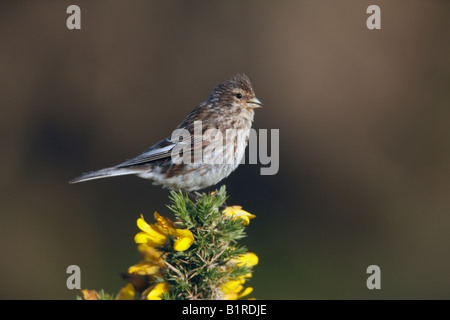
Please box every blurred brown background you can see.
[0,0,449,299]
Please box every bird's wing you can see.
[116,135,207,168]
[116,138,177,167]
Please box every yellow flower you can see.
[128,262,160,276]
[154,212,194,251]
[171,228,193,251]
[134,212,194,251]
[135,214,167,247]
[233,252,259,267]
[135,212,194,252]
[221,278,253,300]
[153,212,175,231]
[116,283,135,300]
[223,206,256,225]
[137,244,163,262]
[145,282,170,300]
[126,244,165,278]
[80,289,101,300]
[220,252,258,300]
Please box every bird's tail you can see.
[69,166,136,184]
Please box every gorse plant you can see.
[80,186,258,300]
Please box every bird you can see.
[70,74,262,191]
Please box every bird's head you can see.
[210,74,263,111]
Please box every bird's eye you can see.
[235,93,243,99]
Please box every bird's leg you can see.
[186,191,203,203]
[186,191,196,202]
[209,190,228,209]
[219,201,228,210]
[187,190,228,209]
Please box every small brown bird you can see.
[70,74,262,191]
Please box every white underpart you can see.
[138,105,255,191]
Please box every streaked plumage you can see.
[70,74,262,191]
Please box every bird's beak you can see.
[246,97,263,109]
